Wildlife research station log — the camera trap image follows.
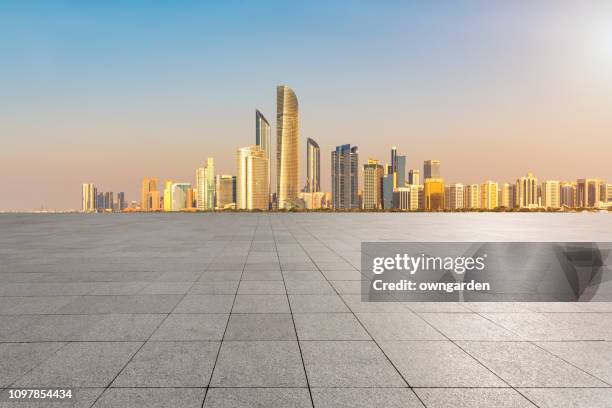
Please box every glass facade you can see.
[276,86,299,209]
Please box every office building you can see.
[481,181,499,210]
[541,180,561,209]
[171,183,191,211]
[196,158,215,211]
[331,144,359,209]
[382,174,394,209]
[424,178,445,210]
[394,185,420,210]
[576,178,602,208]
[140,177,159,211]
[306,138,321,193]
[117,192,126,211]
[516,172,538,208]
[424,160,441,179]
[445,184,464,210]
[276,85,299,209]
[363,159,384,210]
[255,110,271,205]
[408,169,420,186]
[499,183,512,208]
[163,181,173,212]
[81,183,96,213]
[395,155,407,188]
[560,182,576,208]
[464,184,480,209]
[237,146,269,210]
[215,175,236,209]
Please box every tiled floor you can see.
[0,213,611,407]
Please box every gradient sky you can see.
[1,1,612,210]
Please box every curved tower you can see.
[276,85,299,209]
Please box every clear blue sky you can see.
[1,1,611,210]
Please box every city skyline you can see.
[2,2,612,210]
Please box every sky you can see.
[1,1,612,210]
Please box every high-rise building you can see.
[363,159,384,210]
[171,183,191,211]
[499,183,512,208]
[395,155,407,188]
[390,147,397,175]
[117,192,126,211]
[464,184,480,209]
[382,174,394,209]
[215,175,236,209]
[237,146,269,210]
[196,158,215,211]
[81,184,96,213]
[481,181,499,210]
[276,85,299,209]
[516,172,538,208]
[445,184,464,210]
[576,178,602,208]
[424,178,445,210]
[103,192,114,212]
[306,138,321,193]
[408,169,420,186]
[255,110,271,206]
[560,182,576,208]
[140,178,158,211]
[163,181,173,212]
[541,181,561,209]
[394,185,420,210]
[331,144,359,209]
[606,184,612,202]
[423,160,441,179]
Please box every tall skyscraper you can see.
[117,192,126,211]
[276,85,299,209]
[306,138,320,193]
[382,174,394,209]
[237,146,269,210]
[541,180,561,209]
[423,160,441,180]
[499,183,511,208]
[81,183,96,213]
[140,177,158,211]
[196,158,215,211]
[481,181,499,210]
[255,110,271,206]
[516,172,538,208]
[445,184,464,210]
[215,175,236,209]
[331,144,359,209]
[408,169,420,186]
[363,159,384,210]
[390,147,397,174]
[424,178,445,210]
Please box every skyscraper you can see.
[237,146,269,210]
[171,183,191,211]
[306,138,320,193]
[140,178,158,211]
[500,183,511,208]
[163,181,173,212]
[255,110,271,206]
[276,85,299,209]
[464,184,480,209]
[390,147,397,174]
[445,184,464,210]
[215,175,236,209]
[516,172,538,208]
[424,178,445,210]
[481,181,499,210]
[196,158,215,211]
[395,155,407,188]
[331,144,359,209]
[423,160,441,180]
[541,181,561,209]
[382,174,394,209]
[576,178,602,208]
[363,159,384,210]
[117,192,126,211]
[81,183,96,213]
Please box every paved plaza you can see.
[0,213,611,407]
